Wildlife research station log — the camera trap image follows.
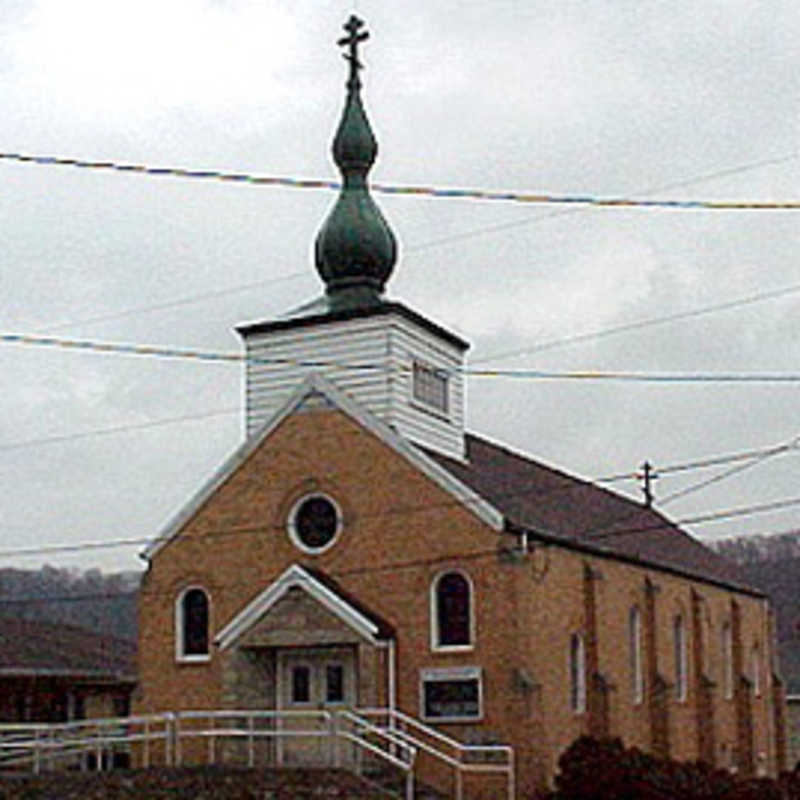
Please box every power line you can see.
[658,440,799,506]
[4,493,800,606]
[0,407,238,453]
[473,282,800,365]
[579,432,800,541]
[15,153,794,337]
[4,330,800,384]
[406,151,800,253]
[4,150,800,211]
[2,466,799,561]
[39,273,310,333]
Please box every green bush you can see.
[538,737,796,800]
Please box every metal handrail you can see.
[357,707,515,800]
[0,714,173,773]
[0,707,513,799]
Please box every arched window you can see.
[176,587,210,661]
[569,633,586,714]
[431,571,473,649]
[629,606,644,704]
[674,614,687,702]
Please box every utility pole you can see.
[638,460,659,508]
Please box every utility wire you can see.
[3,493,799,606]
[26,153,800,336]
[0,408,239,453]
[2,425,797,585]
[39,273,310,333]
[4,330,800,384]
[3,151,800,211]
[474,282,800,365]
[2,468,799,560]
[658,439,800,506]
[576,431,800,542]
[405,151,800,252]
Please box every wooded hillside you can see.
[0,565,140,642]
[713,531,800,692]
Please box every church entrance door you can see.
[276,647,356,766]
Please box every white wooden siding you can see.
[241,311,466,460]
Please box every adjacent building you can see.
[0,617,135,723]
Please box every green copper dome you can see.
[314,16,397,312]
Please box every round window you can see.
[288,494,342,553]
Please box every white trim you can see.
[388,639,396,722]
[214,564,382,650]
[429,569,475,652]
[175,585,211,664]
[286,493,343,555]
[142,373,503,562]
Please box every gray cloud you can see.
[1,0,799,570]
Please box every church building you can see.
[134,17,786,797]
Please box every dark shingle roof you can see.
[301,565,396,640]
[0,617,136,681]
[424,433,760,596]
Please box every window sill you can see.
[410,400,452,423]
[176,654,211,665]
[432,644,474,654]
[421,715,483,725]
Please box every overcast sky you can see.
[1,0,799,573]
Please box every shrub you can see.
[540,737,787,800]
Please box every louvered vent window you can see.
[413,361,449,414]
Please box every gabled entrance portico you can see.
[214,564,395,765]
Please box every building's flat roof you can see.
[236,298,470,351]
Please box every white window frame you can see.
[286,493,343,555]
[420,666,483,723]
[569,633,586,714]
[674,614,687,702]
[430,569,475,652]
[411,360,450,417]
[175,585,211,664]
[629,606,644,705]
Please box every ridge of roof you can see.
[421,432,762,597]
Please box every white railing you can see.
[357,707,515,800]
[0,708,509,799]
[172,709,416,800]
[0,714,173,773]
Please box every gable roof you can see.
[142,373,503,561]
[423,433,761,597]
[0,617,136,681]
[215,564,394,649]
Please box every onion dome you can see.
[314,15,397,312]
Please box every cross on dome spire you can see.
[314,16,397,312]
[338,14,369,90]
